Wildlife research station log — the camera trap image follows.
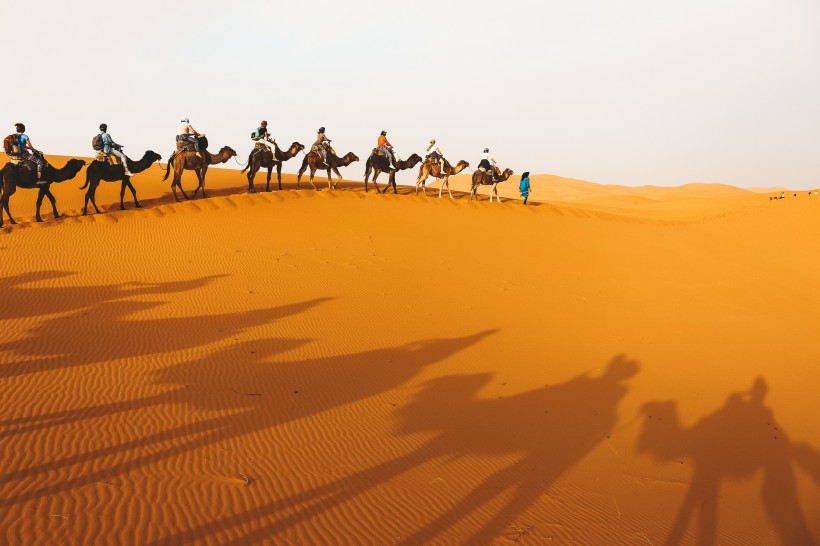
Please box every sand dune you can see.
[1,153,818,545]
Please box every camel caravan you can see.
[1,120,523,227]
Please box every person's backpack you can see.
[3,134,21,155]
[91,134,104,151]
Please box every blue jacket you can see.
[101,132,119,154]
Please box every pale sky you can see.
[2,0,819,188]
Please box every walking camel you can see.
[163,146,237,202]
[363,152,423,194]
[415,158,470,198]
[0,158,86,227]
[241,141,305,192]
[81,150,163,215]
[296,150,359,190]
[470,168,514,202]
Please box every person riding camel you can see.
[13,123,47,183]
[312,127,332,164]
[425,138,445,174]
[377,130,398,170]
[478,148,499,179]
[177,118,202,157]
[252,120,276,158]
[99,124,133,176]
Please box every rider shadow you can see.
[638,377,817,545]
[393,354,639,544]
[161,354,639,545]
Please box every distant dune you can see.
[1,153,818,545]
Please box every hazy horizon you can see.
[2,0,818,188]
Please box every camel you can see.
[162,146,237,202]
[240,141,305,193]
[0,158,86,227]
[415,158,470,198]
[470,168,514,202]
[296,150,359,190]
[363,152,423,194]
[81,150,163,215]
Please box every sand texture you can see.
[1,154,818,545]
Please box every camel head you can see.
[406,153,423,165]
[342,152,360,164]
[220,146,238,158]
[500,168,514,180]
[145,151,163,163]
[456,160,470,169]
[290,142,305,153]
[65,158,87,172]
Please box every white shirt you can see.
[427,144,442,156]
[481,152,496,164]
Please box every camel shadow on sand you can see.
[638,377,820,545]
[0,288,496,544]
[145,354,640,545]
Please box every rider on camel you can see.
[177,118,202,157]
[13,123,46,184]
[252,120,276,158]
[99,124,133,176]
[378,130,398,170]
[478,148,498,179]
[425,138,445,174]
[312,127,331,164]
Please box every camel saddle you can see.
[372,147,387,158]
[94,151,121,165]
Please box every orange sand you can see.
[1,154,818,545]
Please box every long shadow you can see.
[146,354,639,545]
[0,281,322,380]
[0,270,223,322]
[638,377,818,545]
[0,327,494,536]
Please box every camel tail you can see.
[162,153,173,181]
[80,171,90,190]
[241,152,252,174]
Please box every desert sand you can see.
[0,154,818,545]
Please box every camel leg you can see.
[276,163,283,191]
[120,178,129,210]
[88,182,101,214]
[326,169,333,191]
[191,165,208,198]
[126,179,140,208]
[265,165,273,192]
[2,191,15,225]
[42,188,59,221]
[331,167,342,190]
[388,172,398,195]
[309,167,318,191]
[247,165,256,194]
